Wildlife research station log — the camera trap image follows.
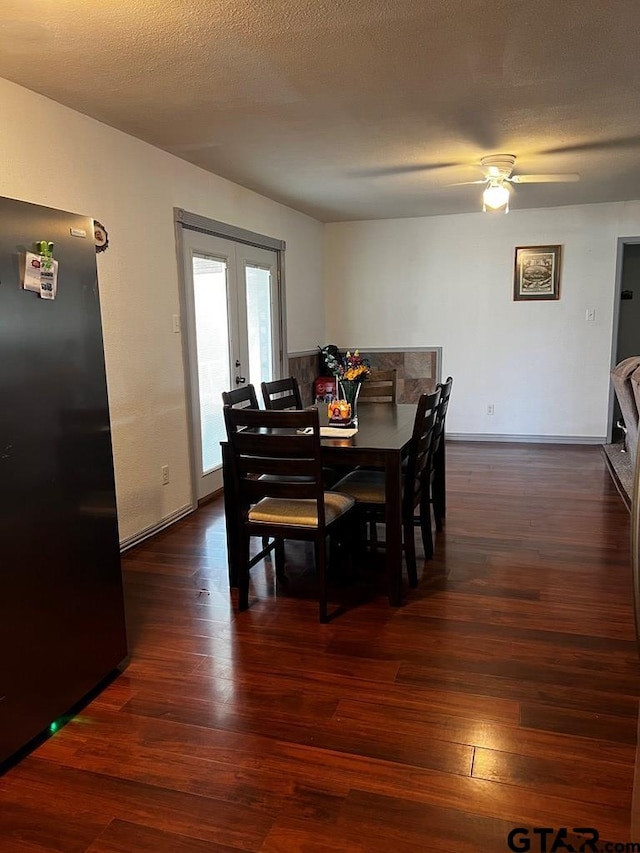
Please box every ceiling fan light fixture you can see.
[482,180,510,213]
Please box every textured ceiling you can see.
[2,0,640,221]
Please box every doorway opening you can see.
[609,237,640,443]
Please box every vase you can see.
[338,379,362,423]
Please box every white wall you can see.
[0,77,325,542]
[325,203,640,440]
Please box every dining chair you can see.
[223,406,356,622]
[431,376,453,530]
[221,383,260,410]
[222,382,280,560]
[358,369,397,404]
[354,368,399,492]
[332,389,441,587]
[222,382,313,554]
[261,376,303,411]
[261,375,344,488]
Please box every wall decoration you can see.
[513,245,561,301]
[94,220,109,253]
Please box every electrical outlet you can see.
[487,404,495,415]
[586,308,596,322]
[161,464,170,485]
[172,314,181,333]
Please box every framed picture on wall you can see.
[513,245,561,301]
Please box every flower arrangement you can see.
[319,345,371,383]
[340,350,371,382]
[319,345,370,423]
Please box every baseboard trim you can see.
[119,503,195,552]
[447,433,607,445]
[198,487,223,506]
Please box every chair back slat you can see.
[237,457,316,478]
[243,478,319,502]
[358,369,397,404]
[233,431,317,458]
[222,384,259,410]
[227,406,315,430]
[262,377,303,411]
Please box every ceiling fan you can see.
[453,154,580,212]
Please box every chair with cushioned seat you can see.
[221,380,321,554]
[223,406,356,622]
[222,382,274,558]
[332,389,441,586]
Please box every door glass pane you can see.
[192,254,230,474]
[245,264,273,389]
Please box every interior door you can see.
[182,230,280,500]
[613,243,640,441]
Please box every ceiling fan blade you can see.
[446,179,488,186]
[540,136,640,156]
[350,161,460,178]
[510,173,580,183]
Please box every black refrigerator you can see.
[0,196,127,766]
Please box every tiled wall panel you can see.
[288,348,441,407]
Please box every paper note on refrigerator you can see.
[22,251,42,292]
[22,252,58,299]
[40,263,58,299]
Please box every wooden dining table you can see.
[221,402,418,606]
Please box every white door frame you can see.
[174,209,288,506]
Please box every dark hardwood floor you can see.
[1,443,639,851]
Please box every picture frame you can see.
[513,245,561,301]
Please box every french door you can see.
[181,229,282,500]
